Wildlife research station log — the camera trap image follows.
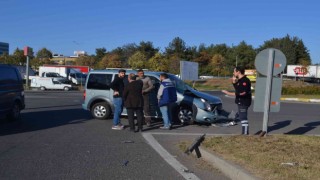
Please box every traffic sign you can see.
[255,48,286,76]
[254,48,287,135]
[253,77,282,112]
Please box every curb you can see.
[226,95,320,103]
[199,147,258,180]
[280,97,320,103]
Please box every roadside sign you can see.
[253,77,282,112]
[255,48,286,76]
[180,61,199,81]
[254,48,287,135]
[24,46,33,56]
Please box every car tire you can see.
[40,86,46,91]
[178,105,194,125]
[7,102,21,121]
[64,86,70,91]
[91,102,111,120]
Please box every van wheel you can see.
[40,86,46,91]
[178,106,194,125]
[91,102,111,119]
[7,102,21,121]
[64,87,70,91]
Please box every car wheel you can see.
[40,86,46,91]
[7,102,21,121]
[91,102,111,119]
[178,106,194,125]
[64,86,70,91]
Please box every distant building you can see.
[0,42,9,55]
[70,51,87,57]
[51,50,87,65]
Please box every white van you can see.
[31,77,72,91]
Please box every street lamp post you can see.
[236,55,238,67]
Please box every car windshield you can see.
[48,73,61,77]
[168,74,191,93]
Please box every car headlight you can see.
[201,98,212,111]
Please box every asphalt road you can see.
[0,91,185,180]
[0,90,319,180]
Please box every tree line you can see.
[0,34,311,76]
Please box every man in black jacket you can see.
[110,69,126,130]
[222,66,252,135]
[123,73,144,132]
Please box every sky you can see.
[1,0,319,64]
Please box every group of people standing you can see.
[109,66,252,135]
[110,69,177,132]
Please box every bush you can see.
[282,85,320,95]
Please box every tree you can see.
[148,53,169,72]
[194,50,212,75]
[113,43,138,68]
[165,37,187,59]
[185,46,198,61]
[12,48,26,65]
[168,55,181,74]
[95,47,107,61]
[128,51,147,69]
[75,56,97,68]
[232,41,256,69]
[0,53,16,65]
[137,41,159,60]
[36,48,53,59]
[259,35,311,65]
[209,54,228,76]
[98,53,122,69]
[30,58,44,70]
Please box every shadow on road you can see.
[254,120,292,135]
[0,108,92,136]
[285,121,320,135]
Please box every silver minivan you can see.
[82,69,229,125]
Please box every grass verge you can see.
[201,135,320,180]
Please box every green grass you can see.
[201,135,320,180]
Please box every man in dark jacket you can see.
[157,73,177,130]
[222,66,252,135]
[123,73,144,132]
[110,69,126,130]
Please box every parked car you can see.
[30,77,72,91]
[0,64,25,121]
[41,72,70,84]
[82,69,229,125]
[69,72,87,85]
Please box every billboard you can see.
[180,61,198,81]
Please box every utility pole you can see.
[236,55,238,67]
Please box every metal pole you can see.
[262,49,275,134]
[26,56,30,89]
[236,55,238,67]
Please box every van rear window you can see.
[0,67,19,84]
[87,74,112,90]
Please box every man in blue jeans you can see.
[157,73,177,130]
[110,69,126,130]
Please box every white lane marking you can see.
[142,133,201,180]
